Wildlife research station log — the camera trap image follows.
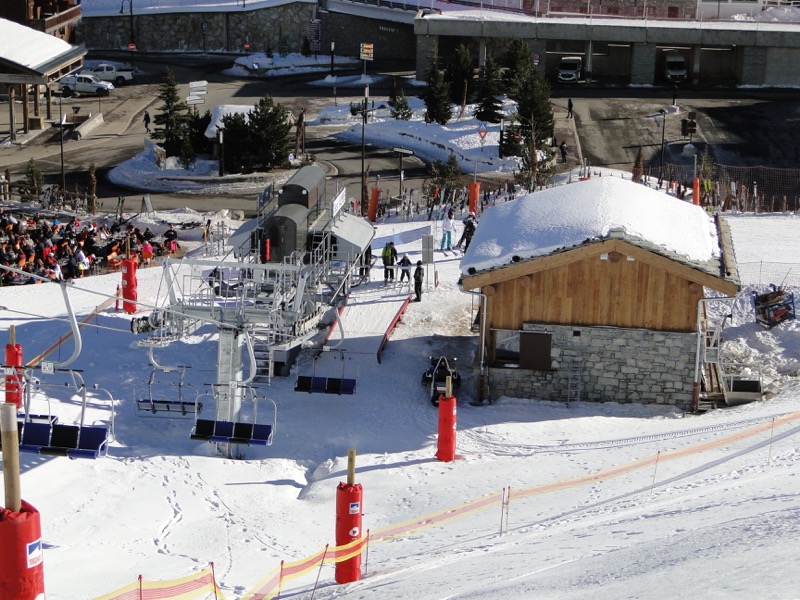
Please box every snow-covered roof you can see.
[0,18,77,71]
[460,176,722,277]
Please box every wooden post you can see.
[347,448,356,485]
[1,402,22,512]
[9,324,15,346]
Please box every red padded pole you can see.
[436,378,457,462]
[335,449,363,584]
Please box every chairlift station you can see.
[131,166,374,453]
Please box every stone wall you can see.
[78,4,318,53]
[77,5,416,60]
[486,323,697,411]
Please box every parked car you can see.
[58,74,114,97]
[557,56,583,83]
[81,63,135,86]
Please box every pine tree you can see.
[220,113,251,173]
[25,158,42,195]
[179,130,195,169]
[515,68,555,147]
[87,163,97,214]
[473,56,503,124]
[186,108,213,156]
[391,89,413,121]
[502,39,534,101]
[632,146,644,182]
[427,152,464,196]
[423,53,452,126]
[152,68,190,158]
[445,43,474,115]
[250,96,292,170]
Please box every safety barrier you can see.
[94,564,224,600]
[94,410,800,600]
[376,294,412,364]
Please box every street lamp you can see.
[658,108,666,185]
[119,0,134,47]
[58,92,66,191]
[360,85,369,217]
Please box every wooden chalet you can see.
[459,177,740,409]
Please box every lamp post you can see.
[330,41,335,78]
[58,92,65,192]
[119,0,134,47]
[360,85,369,217]
[658,108,666,185]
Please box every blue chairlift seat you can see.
[191,418,273,446]
[294,375,312,392]
[322,378,358,395]
[0,421,23,450]
[310,377,328,393]
[136,398,202,416]
[19,422,108,459]
[339,378,358,395]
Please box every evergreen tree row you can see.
[150,68,292,174]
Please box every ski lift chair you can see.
[191,384,275,446]
[17,369,111,459]
[294,350,358,395]
[135,365,202,417]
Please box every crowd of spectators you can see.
[0,209,178,286]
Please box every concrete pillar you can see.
[585,39,593,83]
[737,46,767,86]
[630,42,657,86]
[690,45,701,86]
[478,39,487,68]
[416,34,439,82]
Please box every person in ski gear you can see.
[456,212,477,252]
[440,209,454,251]
[413,260,424,302]
[382,241,397,283]
[398,254,412,282]
[164,224,180,253]
[560,141,568,163]
[359,245,372,280]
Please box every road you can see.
[2,56,798,217]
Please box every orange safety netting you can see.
[93,565,225,600]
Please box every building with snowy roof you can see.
[458,176,740,410]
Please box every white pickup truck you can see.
[82,63,135,86]
[58,74,114,97]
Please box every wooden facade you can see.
[462,237,739,366]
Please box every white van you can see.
[664,54,688,82]
[557,56,583,83]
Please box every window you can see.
[494,329,520,364]
[493,330,553,370]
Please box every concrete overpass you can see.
[413,11,800,87]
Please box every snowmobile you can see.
[422,356,461,406]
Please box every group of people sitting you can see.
[0,209,180,286]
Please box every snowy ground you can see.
[0,202,797,600]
